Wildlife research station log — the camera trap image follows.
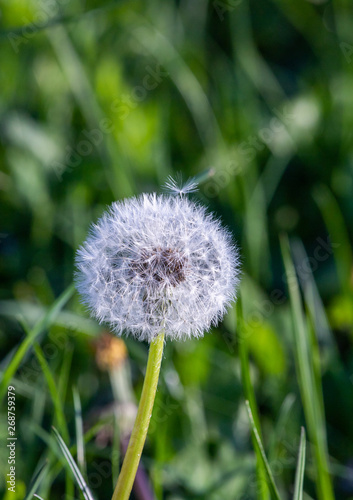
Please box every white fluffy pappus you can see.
[75,193,240,342]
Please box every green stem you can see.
[111,330,165,500]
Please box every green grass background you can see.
[1,0,353,499]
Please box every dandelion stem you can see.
[111,330,165,500]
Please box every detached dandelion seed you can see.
[163,174,199,196]
[74,179,240,500]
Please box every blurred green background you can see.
[1,0,353,499]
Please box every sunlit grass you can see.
[1,0,353,498]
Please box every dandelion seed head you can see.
[75,193,240,342]
[163,175,198,196]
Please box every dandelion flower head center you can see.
[129,246,188,288]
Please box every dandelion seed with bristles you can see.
[163,175,199,196]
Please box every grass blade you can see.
[313,184,353,295]
[32,341,69,441]
[51,426,95,500]
[245,401,282,500]
[280,234,334,500]
[268,394,296,461]
[58,344,74,404]
[237,298,270,500]
[73,386,86,476]
[28,338,75,499]
[293,427,306,500]
[0,283,75,403]
[24,460,49,500]
[47,415,115,486]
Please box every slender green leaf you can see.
[313,184,353,294]
[291,239,336,353]
[73,386,86,476]
[48,415,115,485]
[268,394,296,461]
[245,401,282,500]
[112,412,121,488]
[0,284,75,403]
[293,427,306,500]
[51,426,95,500]
[280,236,316,428]
[32,342,69,441]
[280,234,334,500]
[26,370,72,499]
[237,298,270,500]
[59,345,74,404]
[0,300,100,337]
[24,460,49,500]
[6,322,71,496]
[237,298,261,432]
